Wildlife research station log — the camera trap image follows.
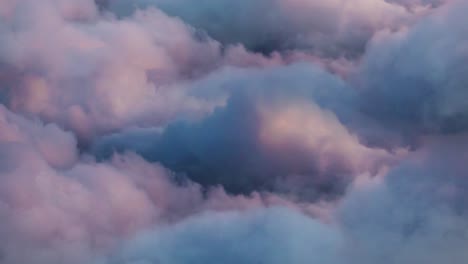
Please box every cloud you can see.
[105,0,419,57]
[357,0,468,138]
[0,105,332,264]
[96,134,468,264]
[103,207,343,264]
[340,134,468,264]
[94,63,399,199]
[0,0,360,142]
[0,0,225,140]
[0,0,467,263]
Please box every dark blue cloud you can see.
[357,1,468,136]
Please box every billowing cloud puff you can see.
[0,104,334,264]
[0,105,78,168]
[340,134,468,264]
[94,64,399,199]
[103,207,344,264]
[0,0,361,142]
[106,0,419,57]
[358,0,468,138]
[96,135,468,264]
[0,0,227,140]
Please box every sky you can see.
[0,0,467,263]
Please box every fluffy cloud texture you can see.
[0,0,467,263]
[0,105,329,264]
[93,64,398,198]
[106,0,419,57]
[359,0,468,137]
[1,0,306,140]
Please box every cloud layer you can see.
[0,0,467,263]
[106,0,411,56]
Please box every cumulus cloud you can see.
[0,105,332,264]
[90,134,468,264]
[103,207,344,264]
[0,0,226,139]
[113,0,445,59]
[0,0,467,263]
[105,0,421,58]
[0,0,361,142]
[94,63,399,199]
[340,134,468,264]
[357,0,468,138]
[91,134,468,264]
